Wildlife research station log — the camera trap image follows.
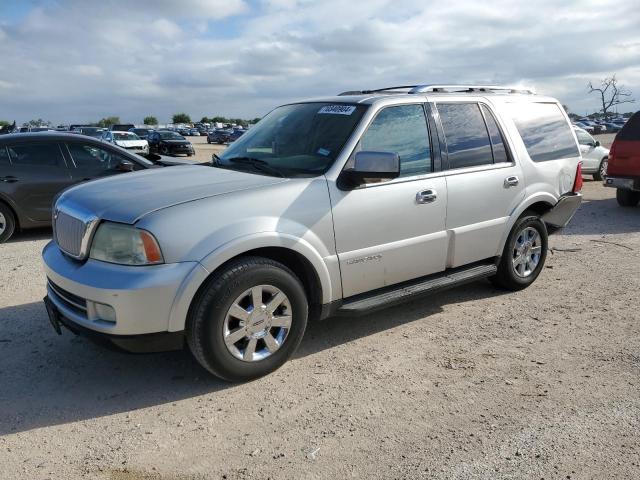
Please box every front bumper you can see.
[604,176,640,191]
[541,192,582,228]
[42,241,205,337]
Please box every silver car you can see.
[43,85,582,381]
[573,126,609,180]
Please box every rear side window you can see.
[617,112,640,141]
[437,103,493,169]
[7,143,65,166]
[357,104,432,177]
[480,105,509,164]
[508,103,579,162]
[0,146,10,166]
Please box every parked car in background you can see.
[101,131,149,155]
[573,126,609,180]
[72,126,106,138]
[229,129,245,142]
[189,128,200,136]
[574,122,595,134]
[0,132,173,243]
[42,84,582,381]
[604,111,640,207]
[207,129,232,144]
[129,127,154,140]
[602,123,622,133]
[147,130,194,156]
[109,124,135,132]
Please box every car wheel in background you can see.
[616,188,640,207]
[593,158,607,181]
[0,202,16,243]
[161,145,170,155]
[187,256,308,382]
[490,213,548,291]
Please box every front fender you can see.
[200,232,337,303]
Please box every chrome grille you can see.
[54,210,87,257]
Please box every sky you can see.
[0,0,638,125]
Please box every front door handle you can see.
[504,176,519,187]
[416,189,437,204]
[0,176,18,183]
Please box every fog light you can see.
[94,302,116,323]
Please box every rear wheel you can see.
[187,256,308,382]
[616,188,640,207]
[0,202,16,243]
[491,213,548,291]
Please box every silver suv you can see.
[43,84,583,381]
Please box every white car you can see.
[573,126,609,180]
[102,131,149,155]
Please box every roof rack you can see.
[338,84,535,96]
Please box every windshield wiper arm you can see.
[225,156,285,178]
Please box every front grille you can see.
[48,279,87,314]
[54,211,86,257]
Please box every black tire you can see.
[490,213,548,291]
[161,145,170,155]
[593,158,607,181]
[0,202,16,243]
[187,256,308,382]
[616,188,640,207]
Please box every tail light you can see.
[573,162,583,192]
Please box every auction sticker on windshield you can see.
[318,105,356,115]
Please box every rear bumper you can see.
[604,176,640,191]
[541,192,582,228]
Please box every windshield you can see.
[159,131,184,140]
[113,132,140,141]
[217,102,367,177]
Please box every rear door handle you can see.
[504,176,519,187]
[416,189,437,204]
[0,176,18,183]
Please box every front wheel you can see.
[187,257,308,382]
[491,214,548,291]
[616,188,640,207]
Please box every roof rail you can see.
[409,84,535,94]
[337,84,535,96]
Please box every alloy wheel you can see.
[223,285,292,362]
[512,226,542,277]
[0,212,6,235]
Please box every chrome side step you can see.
[337,262,497,315]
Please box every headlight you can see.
[90,222,164,265]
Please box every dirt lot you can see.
[1,134,639,479]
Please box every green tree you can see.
[143,116,158,125]
[96,116,121,128]
[172,113,191,124]
[0,120,10,127]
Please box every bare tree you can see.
[588,75,634,120]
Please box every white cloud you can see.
[0,0,638,124]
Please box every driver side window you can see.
[67,142,130,171]
[351,104,432,177]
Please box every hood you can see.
[57,165,288,224]
[161,139,190,145]
[115,140,147,148]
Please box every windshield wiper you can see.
[225,156,286,178]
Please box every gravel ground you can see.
[1,135,639,479]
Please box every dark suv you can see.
[0,132,165,242]
[147,130,194,156]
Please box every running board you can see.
[337,262,497,315]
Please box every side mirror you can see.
[594,140,601,147]
[339,151,400,189]
[116,159,135,172]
